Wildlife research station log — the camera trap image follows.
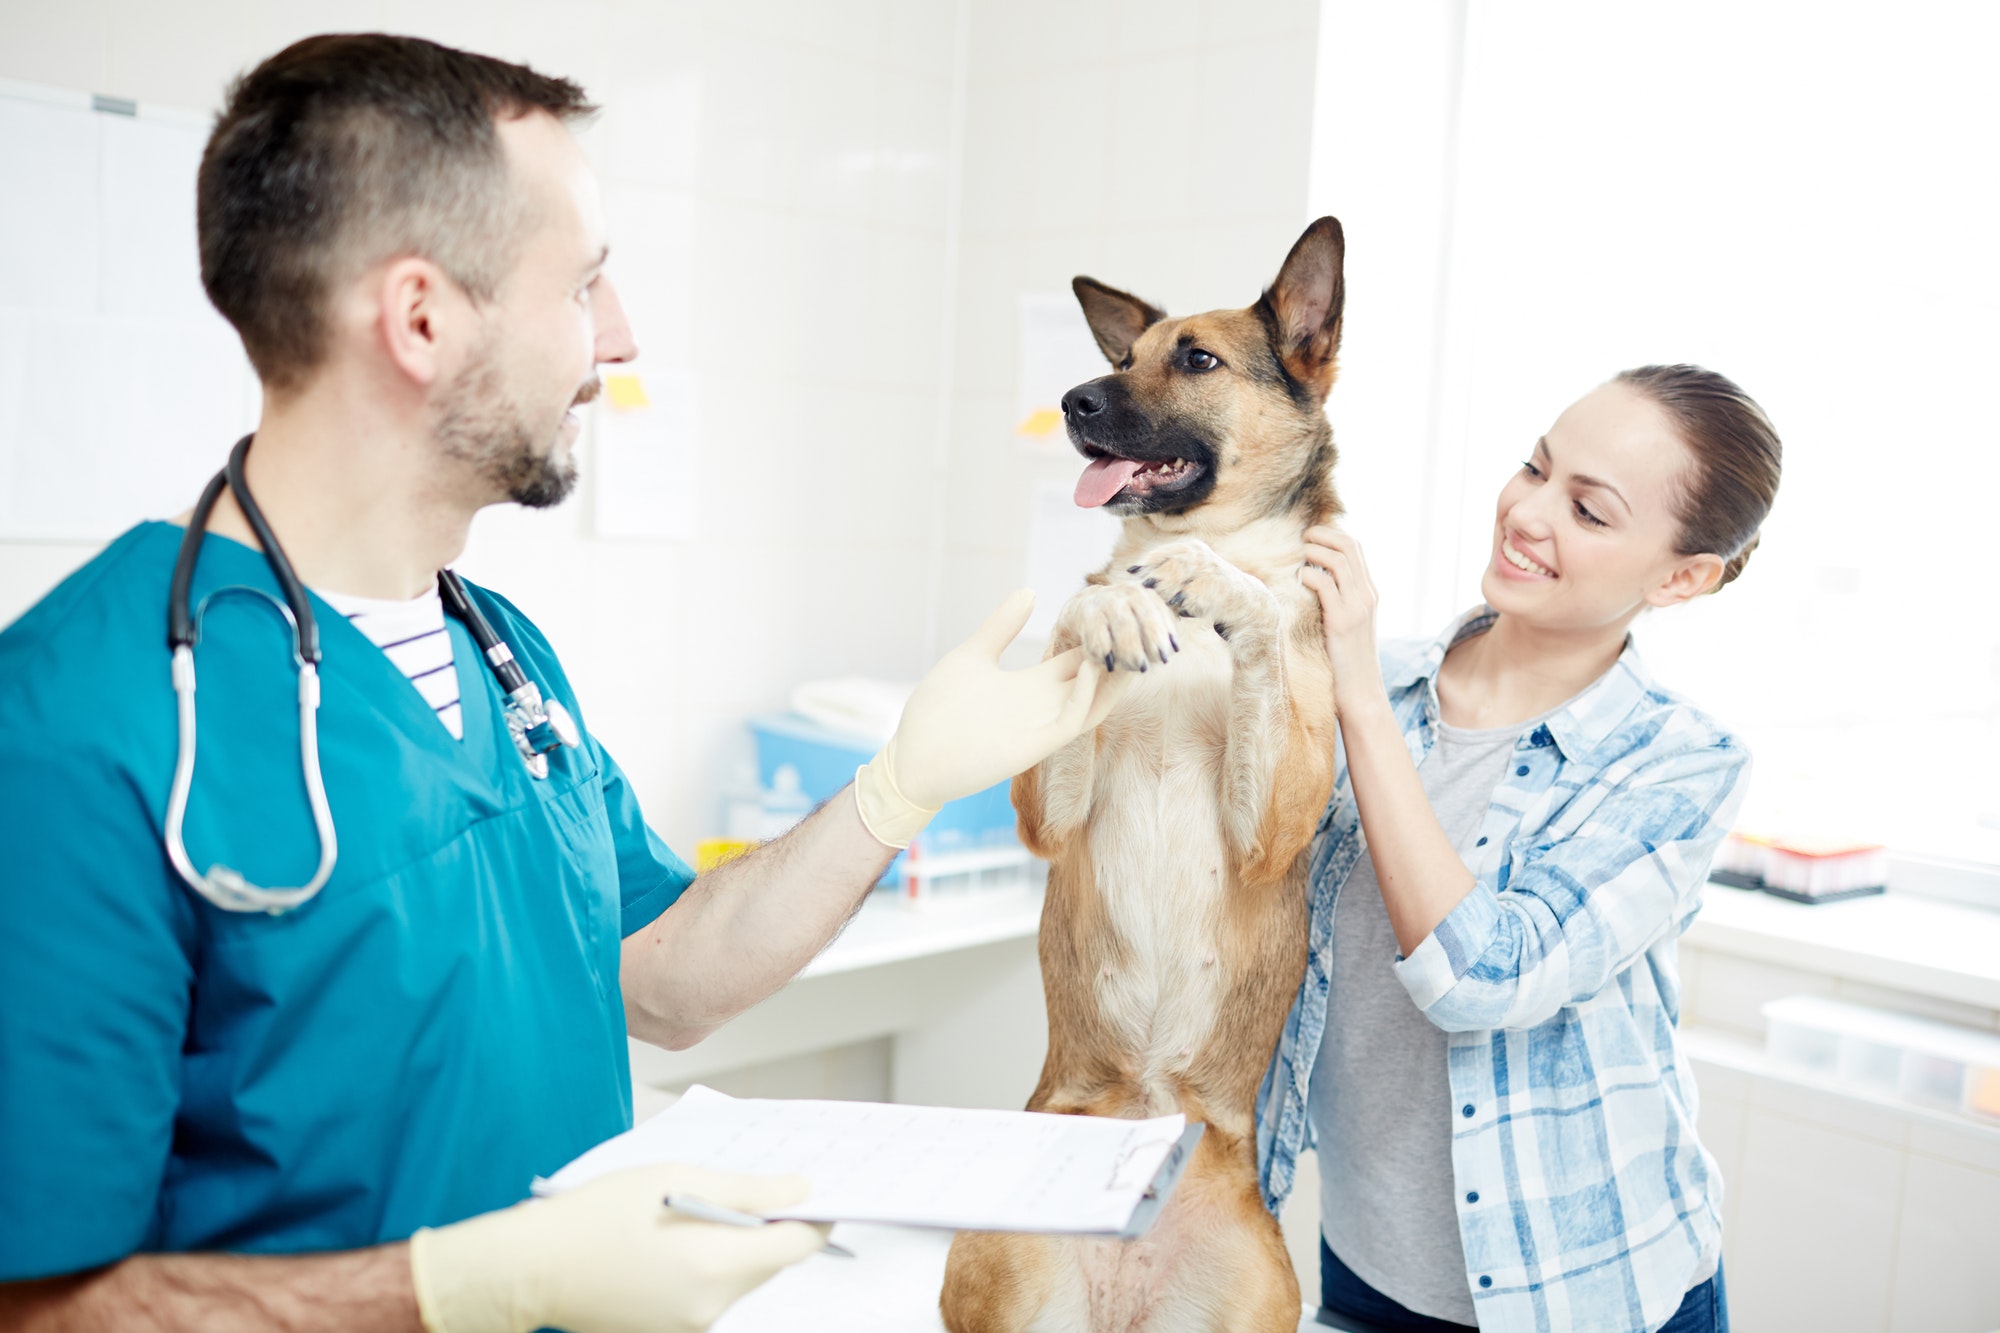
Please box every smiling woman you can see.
[1267,365,1780,1332]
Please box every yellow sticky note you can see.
[603,373,650,411]
[1016,406,1063,437]
[695,838,756,873]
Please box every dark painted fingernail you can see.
[1105,652,1116,671]
[1142,578,1158,589]
[1170,635,1180,652]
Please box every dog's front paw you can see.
[1130,539,1277,641]
[1055,582,1181,672]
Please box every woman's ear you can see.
[1647,552,1726,607]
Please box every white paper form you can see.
[535,1085,1187,1236]
[590,367,700,540]
[0,91,101,314]
[1014,292,1107,456]
[0,84,259,540]
[1023,479,1120,640]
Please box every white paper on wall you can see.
[590,368,699,541]
[0,93,101,315]
[1023,478,1120,640]
[1014,292,1106,456]
[0,83,259,540]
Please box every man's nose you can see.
[1062,382,1108,419]
[592,275,638,365]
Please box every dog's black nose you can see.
[1063,383,1108,418]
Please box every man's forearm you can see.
[621,783,896,1049]
[0,1244,419,1333]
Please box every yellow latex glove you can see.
[408,1163,827,1333]
[853,588,1128,848]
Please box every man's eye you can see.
[1188,349,1219,371]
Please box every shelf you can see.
[1689,882,2000,1011]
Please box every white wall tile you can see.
[1115,0,1198,58]
[874,0,961,77]
[0,0,108,91]
[1908,1117,2000,1176]
[870,71,955,230]
[1690,952,1839,1041]
[1729,1109,1904,1332]
[1888,1155,2000,1333]
[1195,39,1317,224]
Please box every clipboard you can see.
[1117,1121,1206,1240]
[535,1085,1208,1239]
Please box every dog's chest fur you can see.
[1082,518,1315,1110]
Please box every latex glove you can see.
[409,1163,827,1333]
[853,588,1128,848]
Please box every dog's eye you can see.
[1118,355,1133,372]
[1187,349,1219,372]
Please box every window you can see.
[1312,1,2000,887]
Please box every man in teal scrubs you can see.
[0,35,1121,1333]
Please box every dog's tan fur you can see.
[941,219,1348,1333]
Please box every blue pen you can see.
[662,1193,857,1258]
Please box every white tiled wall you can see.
[0,0,1328,857]
[930,0,1324,650]
[0,0,964,853]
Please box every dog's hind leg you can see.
[941,1230,1063,1333]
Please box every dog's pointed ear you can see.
[1072,276,1165,367]
[1258,216,1346,400]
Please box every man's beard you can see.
[435,346,581,510]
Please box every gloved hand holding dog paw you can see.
[408,1163,826,1333]
[854,589,1128,848]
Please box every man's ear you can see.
[1257,215,1345,401]
[1072,276,1165,367]
[375,256,460,389]
[1647,553,1726,607]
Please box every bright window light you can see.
[1312,1,2000,872]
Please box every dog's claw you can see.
[1169,634,1180,653]
[1126,565,1142,574]
[1214,622,1230,641]
[1104,652,1116,672]
[1157,645,1169,664]
[1142,578,1158,589]
[1177,608,1193,618]
[1167,591,1186,610]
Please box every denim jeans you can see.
[1317,1237,1730,1333]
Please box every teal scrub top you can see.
[0,521,694,1281]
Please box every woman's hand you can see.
[1301,526,1388,717]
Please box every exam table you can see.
[714,1223,1324,1332]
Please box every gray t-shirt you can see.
[1307,713,1536,1325]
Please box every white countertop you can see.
[799,886,1045,980]
[714,1222,1321,1332]
[1689,882,2000,1010]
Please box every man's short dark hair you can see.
[197,33,596,391]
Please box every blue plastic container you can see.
[748,713,1020,866]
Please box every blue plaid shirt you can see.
[1256,609,1749,1333]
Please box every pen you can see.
[662,1193,857,1258]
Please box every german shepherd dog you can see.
[940,217,1347,1332]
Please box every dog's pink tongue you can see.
[1075,457,1143,508]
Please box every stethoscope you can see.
[165,434,579,915]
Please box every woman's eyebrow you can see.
[1538,436,1631,514]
